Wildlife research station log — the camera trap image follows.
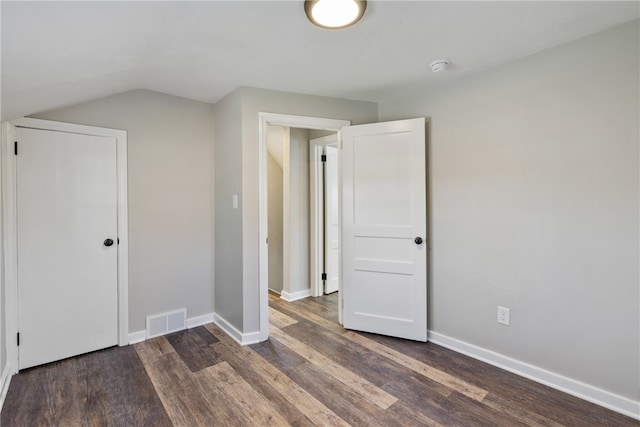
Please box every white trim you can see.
[2,118,129,373]
[187,313,215,328]
[428,330,640,420]
[0,363,12,413]
[241,331,262,345]
[2,122,19,377]
[310,143,325,298]
[10,118,119,136]
[128,331,146,345]
[259,114,350,131]
[309,134,339,298]
[213,313,261,346]
[127,313,216,345]
[115,125,129,347]
[280,289,312,302]
[134,312,261,347]
[258,113,350,343]
[0,117,4,418]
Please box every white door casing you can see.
[310,134,340,297]
[341,118,427,341]
[2,118,128,374]
[259,114,350,342]
[324,145,339,294]
[17,127,118,369]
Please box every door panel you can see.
[353,132,413,225]
[17,127,118,369]
[325,145,339,294]
[341,118,427,341]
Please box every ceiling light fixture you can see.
[429,59,450,72]
[305,0,367,29]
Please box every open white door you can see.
[341,118,427,341]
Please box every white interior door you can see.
[341,118,427,341]
[324,145,339,294]
[17,127,119,369]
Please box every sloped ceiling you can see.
[1,1,638,121]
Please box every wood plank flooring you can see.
[2,292,638,426]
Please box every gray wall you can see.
[210,87,378,333]
[33,90,216,333]
[212,90,244,329]
[285,128,310,297]
[267,151,283,294]
[379,21,639,400]
[266,125,311,298]
[239,88,378,332]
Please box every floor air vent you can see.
[146,309,187,339]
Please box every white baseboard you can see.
[428,331,640,420]
[0,363,13,413]
[187,313,215,328]
[128,330,146,345]
[241,331,262,345]
[128,311,262,346]
[212,313,262,346]
[280,289,311,302]
[128,312,216,345]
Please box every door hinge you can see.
[14,141,18,155]
[17,332,20,346]
[321,154,327,162]
[321,273,327,281]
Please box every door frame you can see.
[1,117,129,374]
[258,113,349,342]
[309,134,338,298]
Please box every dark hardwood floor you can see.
[2,293,637,426]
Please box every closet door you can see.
[17,127,118,369]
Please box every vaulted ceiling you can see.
[2,1,638,121]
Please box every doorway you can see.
[259,114,428,344]
[258,114,350,342]
[266,124,312,301]
[266,126,338,301]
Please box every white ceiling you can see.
[2,1,638,121]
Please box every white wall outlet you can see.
[497,306,510,326]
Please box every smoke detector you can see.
[429,59,450,72]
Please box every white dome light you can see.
[430,59,450,72]
[305,0,367,29]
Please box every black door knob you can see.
[414,237,423,245]
[104,238,114,247]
